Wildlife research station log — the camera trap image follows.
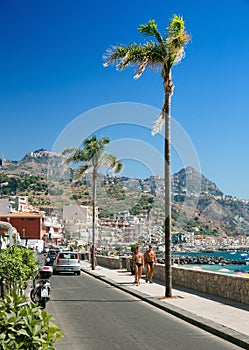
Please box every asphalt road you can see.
[47,272,242,350]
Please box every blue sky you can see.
[0,0,249,199]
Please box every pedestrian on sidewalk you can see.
[131,249,136,277]
[144,245,157,283]
[134,246,144,286]
[90,245,97,267]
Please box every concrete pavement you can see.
[81,260,249,349]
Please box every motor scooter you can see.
[30,266,53,309]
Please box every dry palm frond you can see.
[151,110,165,136]
[134,58,149,79]
[103,45,129,68]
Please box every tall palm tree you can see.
[103,15,190,297]
[62,135,122,270]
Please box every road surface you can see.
[47,272,242,350]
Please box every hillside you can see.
[1,150,249,236]
[2,149,63,177]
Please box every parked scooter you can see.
[30,266,53,309]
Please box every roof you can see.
[0,212,43,218]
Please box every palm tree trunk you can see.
[92,168,97,270]
[164,71,174,297]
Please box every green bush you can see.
[0,292,63,349]
[0,247,39,295]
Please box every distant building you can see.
[113,211,130,222]
[0,199,11,214]
[63,204,93,224]
[42,216,62,246]
[63,204,95,242]
[9,196,29,212]
[0,196,29,214]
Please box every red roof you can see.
[0,212,43,218]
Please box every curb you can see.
[81,266,249,350]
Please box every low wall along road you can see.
[95,255,249,305]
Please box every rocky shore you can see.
[171,255,248,266]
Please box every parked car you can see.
[42,246,50,254]
[53,252,81,275]
[48,245,61,253]
[45,250,59,266]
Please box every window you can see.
[60,253,77,259]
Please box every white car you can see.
[53,252,81,275]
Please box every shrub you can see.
[0,246,40,295]
[0,292,63,349]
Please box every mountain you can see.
[173,166,223,197]
[1,149,64,177]
[1,151,249,236]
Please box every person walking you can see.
[90,245,97,267]
[134,246,144,286]
[144,245,157,283]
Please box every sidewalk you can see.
[81,260,249,349]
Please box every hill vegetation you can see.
[1,150,249,236]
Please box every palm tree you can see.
[103,15,190,297]
[62,135,122,270]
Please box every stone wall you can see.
[95,256,249,304]
[96,255,122,269]
[156,264,249,304]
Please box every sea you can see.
[171,250,249,276]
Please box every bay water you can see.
[172,250,249,275]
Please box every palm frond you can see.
[151,110,165,136]
[99,136,110,147]
[101,153,123,173]
[103,45,129,67]
[104,42,164,80]
[139,19,164,44]
[61,147,77,165]
[134,58,148,79]
[63,156,76,165]
[166,15,191,66]
[75,164,90,179]
[111,157,123,174]
[61,147,77,156]
[118,44,144,70]
[114,161,123,174]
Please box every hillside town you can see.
[0,190,249,255]
[0,151,249,253]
